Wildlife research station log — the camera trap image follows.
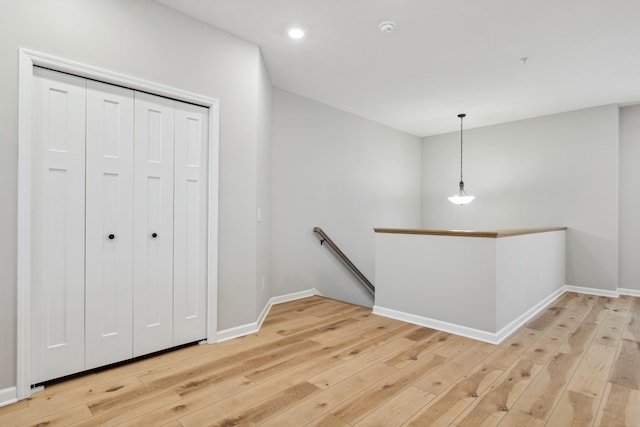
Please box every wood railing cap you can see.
[373,226,567,238]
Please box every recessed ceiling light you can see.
[288,28,305,39]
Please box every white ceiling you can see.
[155,0,640,137]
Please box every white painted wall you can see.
[374,229,565,338]
[495,231,566,330]
[619,105,640,292]
[0,0,269,389]
[375,233,497,332]
[422,105,619,292]
[256,55,273,314]
[271,89,421,307]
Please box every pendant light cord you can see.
[459,115,464,183]
[449,113,474,204]
[458,113,466,186]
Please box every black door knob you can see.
[108,234,115,240]
[152,232,158,238]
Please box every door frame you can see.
[17,48,220,399]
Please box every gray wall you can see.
[422,105,620,291]
[0,0,270,389]
[256,55,273,314]
[619,105,640,292]
[271,89,422,307]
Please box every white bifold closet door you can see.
[31,68,209,384]
[85,81,135,369]
[31,68,87,384]
[132,94,209,355]
[173,102,209,346]
[133,92,176,357]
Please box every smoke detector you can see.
[378,21,396,33]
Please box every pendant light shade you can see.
[448,113,475,205]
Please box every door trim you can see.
[17,48,220,399]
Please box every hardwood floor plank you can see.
[352,386,435,427]
[567,342,617,398]
[69,389,182,426]
[520,324,574,366]
[525,305,566,331]
[266,297,331,317]
[0,399,28,414]
[329,324,429,361]
[483,328,541,370]
[454,359,541,427]
[608,294,634,314]
[1,376,142,424]
[247,319,411,385]
[413,342,493,395]
[545,390,598,427]
[511,351,581,421]
[383,332,451,368]
[88,339,320,414]
[496,409,545,426]
[558,309,600,355]
[306,413,351,427]
[405,326,440,342]
[139,331,314,384]
[279,316,362,339]
[593,309,628,347]
[164,351,344,426]
[39,406,94,426]
[307,337,415,389]
[273,312,360,338]
[123,346,350,426]
[262,363,397,427]
[308,312,400,345]
[609,338,640,390]
[137,334,311,384]
[622,298,640,342]
[7,404,92,427]
[520,299,591,366]
[175,378,315,426]
[331,352,450,424]
[212,381,320,426]
[26,375,143,411]
[117,376,256,426]
[0,294,638,426]
[59,340,228,388]
[594,383,640,427]
[260,314,324,335]
[404,363,504,427]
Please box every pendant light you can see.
[448,113,475,205]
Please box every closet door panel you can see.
[173,102,208,345]
[85,81,135,369]
[133,92,175,357]
[31,68,86,383]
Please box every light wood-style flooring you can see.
[1,292,639,426]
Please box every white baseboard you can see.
[268,288,322,306]
[373,285,640,345]
[216,288,321,343]
[374,286,569,345]
[373,305,500,344]
[493,287,566,344]
[618,288,640,297]
[564,285,619,298]
[564,285,640,298]
[216,322,261,343]
[0,387,17,408]
[255,288,322,330]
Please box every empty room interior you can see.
[1,0,640,425]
